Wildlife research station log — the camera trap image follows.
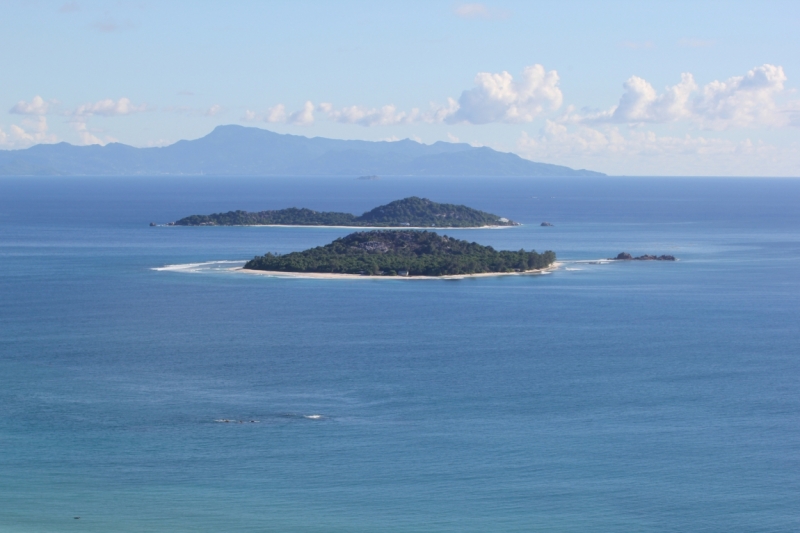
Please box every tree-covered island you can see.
[243,230,556,277]
[173,197,520,228]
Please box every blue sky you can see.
[2,0,799,175]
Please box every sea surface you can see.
[1,176,799,532]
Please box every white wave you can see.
[304,414,323,420]
[567,259,614,265]
[152,260,246,272]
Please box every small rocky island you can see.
[611,252,676,261]
[244,230,555,277]
[170,197,520,228]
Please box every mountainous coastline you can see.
[0,125,604,177]
[173,197,520,228]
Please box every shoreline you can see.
[166,224,519,230]
[234,262,560,280]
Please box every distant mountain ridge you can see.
[0,125,604,177]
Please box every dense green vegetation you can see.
[176,208,356,226]
[244,230,556,276]
[174,197,519,227]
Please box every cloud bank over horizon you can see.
[3,63,799,175]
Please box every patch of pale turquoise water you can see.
[1,177,799,532]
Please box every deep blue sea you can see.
[1,176,799,532]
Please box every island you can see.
[171,197,521,228]
[611,252,676,261]
[243,230,556,277]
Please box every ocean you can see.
[1,176,798,532]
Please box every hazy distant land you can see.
[0,125,605,177]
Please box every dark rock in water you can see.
[541,222,554,227]
[612,252,676,261]
[149,222,157,227]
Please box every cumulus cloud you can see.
[9,95,51,115]
[574,64,791,130]
[287,101,315,125]
[576,73,697,124]
[447,64,563,124]
[0,116,58,148]
[73,97,147,118]
[326,104,420,126]
[243,102,314,125]
[693,64,787,129]
[264,104,287,123]
[71,121,104,145]
[204,104,223,117]
[516,120,796,176]
[243,64,559,128]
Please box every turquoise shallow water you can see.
[1,177,799,532]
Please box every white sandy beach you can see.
[233,262,560,280]
[209,224,519,230]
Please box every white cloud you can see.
[448,64,563,124]
[264,104,287,123]
[71,121,104,145]
[287,101,315,125]
[447,132,460,142]
[427,98,460,123]
[693,64,787,129]
[244,64,559,128]
[244,102,314,125]
[575,64,792,130]
[517,121,797,176]
[73,97,147,118]
[69,121,118,146]
[326,104,420,126]
[578,73,697,124]
[204,104,223,117]
[9,95,51,115]
[0,116,58,148]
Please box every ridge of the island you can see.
[242,230,556,277]
[169,197,520,228]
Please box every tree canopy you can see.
[244,230,555,276]
[174,197,519,228]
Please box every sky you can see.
[1,0,800,176]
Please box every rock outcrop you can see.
[611,252,676,261]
